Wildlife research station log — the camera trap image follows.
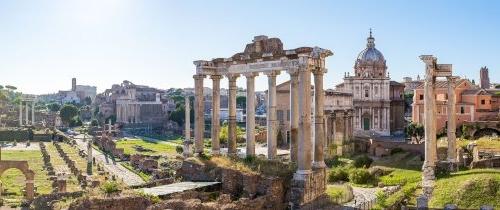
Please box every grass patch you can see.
[0,149,51,206]
[430,169,500,209]
[120,162,152,182]
[326,184,353,204]
[115,139,177,156]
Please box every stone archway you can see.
[0,160,35,200]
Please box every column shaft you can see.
[19,102,23,126]
[227,74,239,156]
[313,70,326,168]
[289,71,299,162]
[245,73,257,156]
[211,75,222,155]
[184,96,192,157]
[31,102,35,125]
[25,102,29,125]
[447,77,457,162]
[424,75,436,166]
[297,64,312,172]
[266,71,279,159]
[193,74,205,154]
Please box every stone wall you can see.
[178,159,287,209]
[31,191,83,210]
[290,168,327,209]
[470,157,500,169]
[68,196,152,210]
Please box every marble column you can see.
[86,135,93,175]
[289,70,299,162]
[245,72,258,157]
[296,60,312,173]
[19,102,23,126]
[193,74,206,154]
[447,76,457,162]
[265,70,280,159]
[313,69,326,168]
[184,96,192,157]
[31,102,35,125]
[227,74,239,156]
[25,102,29,125]
[210,75,223,155]
[423,73,437,167]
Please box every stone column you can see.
[183,96,192,157]
[210,75,223,155]
[86,135,93,175]
[25,102,29,125]
[26,179,34,200]
[447,76,457,162]
[313,68,326,168]
[227,74,239,156]
[424,74,436,167]
[31,102,35,125]
[265,70,280,159]
[296,59,312,173]
[19,102,23,126]
[289,69,299,162]
[245,72,258,157]
[193,74,206,154]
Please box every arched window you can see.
[365,89,369,98]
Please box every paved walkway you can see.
[138,181,220,196]
[73,134,145,186]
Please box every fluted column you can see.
[31,102,35,125]
[313,68,326,168]
[296,58,312,173]
[265,70,280,159]
[19,102,23,126]
[245,72,258,157]
[447,76,457,162]
[193,74,206,154]
[289,69,299,162]
[227,74,239,156]
[184,96,192,157]
[210,75,223,155]
[25,102,29,125]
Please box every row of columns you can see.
[191,63,327,170]
[19,101,35,126]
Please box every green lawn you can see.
[1,150,51,206]
[430,169,500,209]
[115,138,178,156]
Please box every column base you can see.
[290,168,327,209]
[422,163,436,181]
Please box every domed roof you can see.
[357,47,385,63]
[356,30,385,63]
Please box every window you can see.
[365,89,369,98]
[460,107,464,114]
[481,99,485,105]
[277,110,284,122]
[287,110,290,121]
[419,95,424,100]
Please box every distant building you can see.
[412,78,500,133]
[39,78,96,105]
[335,30,405,136]
[403,75,424,94]
[480,66,490,89]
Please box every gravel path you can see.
[73,134,145,186]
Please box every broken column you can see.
[447,76,457,168]
[184,96,192,157]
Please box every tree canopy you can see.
[47,103,61,112]
[236,96,246,109]
[59,104,79,126]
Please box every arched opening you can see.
[0,161,35,201]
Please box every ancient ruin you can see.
[419,55,457,199]
[0,159,35,200]
[19,97,36,127]
[191,35,332,207]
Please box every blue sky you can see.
[0,0,499,94]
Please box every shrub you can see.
[325,156,342,168]
[375,190,388,208]
[390,148,404,155]
[101,181,121,195]
[175,145,183,154]
[353,155,373,168]
[328,167,350,183]
[348,168,372,184]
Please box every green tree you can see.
[47,103,61,112]
[236,96,246,108]
[5,85,16,91]
[84,96,92,105]
[59,104,79,126]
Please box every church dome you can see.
[354,30,387,78]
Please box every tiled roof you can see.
[415,79,468,89]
